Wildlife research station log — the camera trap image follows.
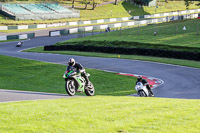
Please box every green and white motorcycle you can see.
[63,67,95,96]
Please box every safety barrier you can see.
[48,13,199,36]
[0,33,35,41]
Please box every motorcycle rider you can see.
[65,58,90,86]
[136,76,154,96]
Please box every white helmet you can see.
[68,58,75,66]
[137,75,142,81]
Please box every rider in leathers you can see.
[66,58,90,86]
[136,76,154,96]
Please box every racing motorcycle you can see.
[16,41,23,47]
[63,67,95,96]
[135,82,153,97]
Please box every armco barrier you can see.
[49,13,199,36]
[44,45,200,61]
[0,33,35,41]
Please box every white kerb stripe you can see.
[164,13,169,16]
[18,25,28,30]
[0,26,8,30]
[0,36,7,41]
[127,22,134,26]
[144,15,150,18]
[53,23,60,27]
[181,11,186,14]
[69,22,78,25]
[50,31,60,36]
[69,28,78,33]
[100,25,108,29]
[83,21,91,25]
[122,17,129,21]
[85,26,93,31]
[133,16,139,19]
[154,14,160,17]
[47,24,54,27]
[37,24,46,28]
[153,19,158,23]
[110,18,117,22]
[61,22,67,26]
[190,10,195,13]
[19,34,28,39]
[97,19,104,23]
[172,12,178,15]
[140,20,147,25]
[114,23,121,28]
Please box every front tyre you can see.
[138,90,147,97]
[65,79,76,96]
[85,82,95,96]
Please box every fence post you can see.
[175,25,177,35]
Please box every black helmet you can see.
[68,58,75,66]
[137,75,142,81]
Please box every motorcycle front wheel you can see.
[85,82,95,96]
[65,79,76,96]
[138,90,147,97]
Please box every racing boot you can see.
[82,72,90,86]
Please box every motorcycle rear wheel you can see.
[65,79,76,96]
[85,82,95,96]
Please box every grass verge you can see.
[0,55,136,96]
[24,47,200,68]
[0,96,200,132]
[55,19,200,51]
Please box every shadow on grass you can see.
[121,1,150,16]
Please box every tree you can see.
[184,0,200,9]
[83,0,90,9]
[114,0,118,5]
[90,0,100,10]
[72,0,75,8]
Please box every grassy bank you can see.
[24,47,200,68]
[0,55,136,96]
[55,19,200,52]
[0,96,200,132]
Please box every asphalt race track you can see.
[0,34,200,102]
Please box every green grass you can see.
[0,55,136,96]
[55,19,200,52]
[0,1,199,25]
[0,96,200,132]
[24,47,200,68]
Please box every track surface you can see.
[0,34,200,101]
